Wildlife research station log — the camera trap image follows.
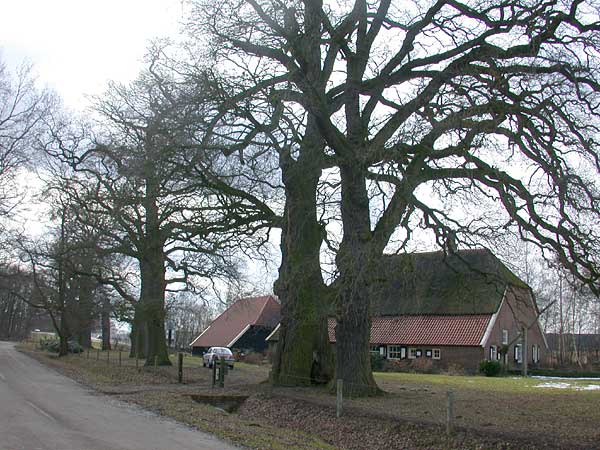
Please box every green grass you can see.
[374,370,600,395]
[168,353,269,372]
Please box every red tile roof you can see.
[190,296,280,348]
[328,315,492,347]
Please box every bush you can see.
[68,341,84,353]
[39,338,84,354]
[410,357,436,374]
[479,360,502,377]
[382,358,411,372]
[445,363,466,376]
[239,352,264,365]
[370,352,384,371]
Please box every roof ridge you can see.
[254,295,275,325]
[202,295,267,330]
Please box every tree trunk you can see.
[140,259,171,366]
[272,129,334,385]
[101,296,111,351]
[58,309,70,357]
[139,253,170,366]
[136,155,171,366]
[335,162,379,396]
[77,274,95,349]
[129,303,148,358]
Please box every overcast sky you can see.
[1,0,183,110]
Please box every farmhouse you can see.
[190,295,280,356]
[269,249,548,372]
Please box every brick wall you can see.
[483,286,548,370]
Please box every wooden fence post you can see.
[446,391,454,435]
[86,348,90,359]
[178,353,183,384]
[336,379,343,418]
[219,357,225,387]
[212,359,217,387]
[107,349,110,365]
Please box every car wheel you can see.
[202,361,206,367]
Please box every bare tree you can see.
[0,266,40,340]
[166,292,214,350]
[0,57,52,221]
[192,0,600,394]
[43,51,276,366]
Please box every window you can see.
[408,348,417,359]
[370,345,379,354]
[489,345,497,361]
[502,329,509,345]
[425,349,432,358]
[432,349,441,360]
[388,345,404,359]
[532,345,539,363]
[514,344,522,363]
[415,349,422,358]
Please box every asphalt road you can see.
[0,341,239,450]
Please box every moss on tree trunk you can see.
[334,162,379,396]
[272,120,334,386]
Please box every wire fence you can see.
[68,347,457,431]
[24,340,598,444]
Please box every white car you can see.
[202,347,235,369]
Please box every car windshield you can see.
[215,348,232,355]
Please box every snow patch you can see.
[533,376,600,381]
[535,382,571,389]
[576,384,600,391]
[534,381,600,391]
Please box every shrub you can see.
[445,363,466,376]
[39,339,83,354]
[68,341,84,353]
[410,357,436,374]
[382,359,411,372]
[479,360,502,377]
[240,352,264,365]
[370,352,384,371]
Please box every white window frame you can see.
[515,344,522,363]
[388,345,404,360]
[502,329,509,345]
[408,348,417,359]
[490,345,497,361]
[532,344,539,363]
[425,349,432,358]
[432,348,441,360]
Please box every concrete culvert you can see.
[190,394,249,413]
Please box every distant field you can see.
[29,332,56,341]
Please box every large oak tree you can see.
[193,0,600,394]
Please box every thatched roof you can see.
[369,248,528,316]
